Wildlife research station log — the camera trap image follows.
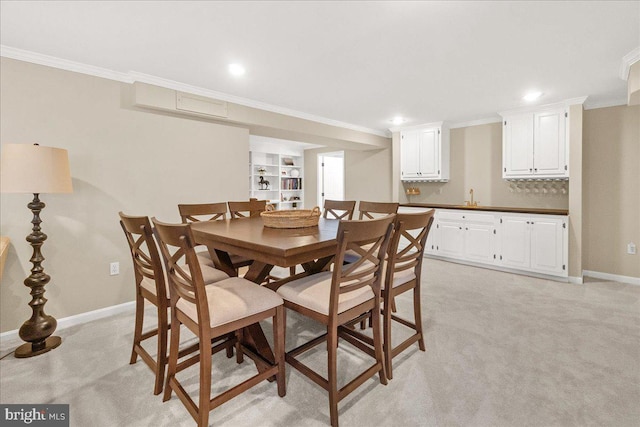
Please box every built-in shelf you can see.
[250,150,304,209]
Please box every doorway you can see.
[318,151,345,207]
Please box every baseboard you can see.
[0,300,135,342]
[425,255,569,282]
[568,276,584,284]
[583,270,640,286]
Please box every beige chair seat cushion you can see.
[140,263,229,297]
[382,265,416,289]
[176,277,283,328]
[276,271,374,316]
[196,250,214,266]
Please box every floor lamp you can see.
[0,143,73,358]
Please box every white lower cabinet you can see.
[529,218,566,275]
[426,209,568,279]
[437,215,464,258]
[500,216,531,269]
[463,214,496,264]
[428,211,497,263]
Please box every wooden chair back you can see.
[228,198,267,218]
[152,219,211,328]
[178,202,228,223]
[358,201,399,219]
[330,215,395,316]
[322,199,356,220]
[385,211,435,286]
[119,212,167,301]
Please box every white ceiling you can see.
[1,1,638,135]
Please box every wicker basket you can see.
[261,206,321,228]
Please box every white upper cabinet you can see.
[501,105,568,179]
[400,122,449,182]
[503,113,534,177]
[533,109,566,176]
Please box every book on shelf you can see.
[281,177,302,190]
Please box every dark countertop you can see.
[401,203,568,216]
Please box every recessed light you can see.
[391,116,406,125]
[523,91,543,101]
[228,63,246,76]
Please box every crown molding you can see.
[449,116,502,129]
[0,45,133,83]
[620,47,640,80]
[583,98,627,110]
[1,45,388,138]
[388,121,446,133]
[498,96,588,116]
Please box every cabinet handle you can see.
[465,227,468,230]
[534,168,538,172]
[526,221,530,224]
[459,227,462,230]
[529,168,533,172]
[531,221,535,225]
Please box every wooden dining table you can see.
[189,216,341,369]
[191,216,340,286]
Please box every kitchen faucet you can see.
[465,188,478,207]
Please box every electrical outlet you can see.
[628,243,636,255]
[110,262,120,275]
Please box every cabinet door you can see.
[419,128,440,177]
[503,114,534,177]
[438,220,464,258]
[500,216,530,269]
[425,219,438,254]
[530,217,565,275]
[401,131,421,179]
[533,109,567,176]
[464,222,495,264]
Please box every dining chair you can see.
[322,200,356,220]
[178,202,253,274]
[380,211,434,380]
[227,198,268,218]
[346,201,400,301]
[276,215,395,427]
[357,201,399,219]
[119,212,231,395]
[152,218,286,427]
[345,201,399,265]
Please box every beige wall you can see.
[304,147,393,209]
[0,58,393,333]
[583,105,640,278]
[396,122,569,209]
[0,58,252,332]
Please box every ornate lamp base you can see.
[15,336,62,358]
[15,194,62,358]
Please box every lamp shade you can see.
[0,144,73,194]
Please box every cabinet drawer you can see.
[438,211,465,221]
[464,213,495,224]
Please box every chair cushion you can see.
[276,271,374,316]
[176,277,283,328]
[139,263,229,297]
[381,264,416,289]
[196,250,214,266]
